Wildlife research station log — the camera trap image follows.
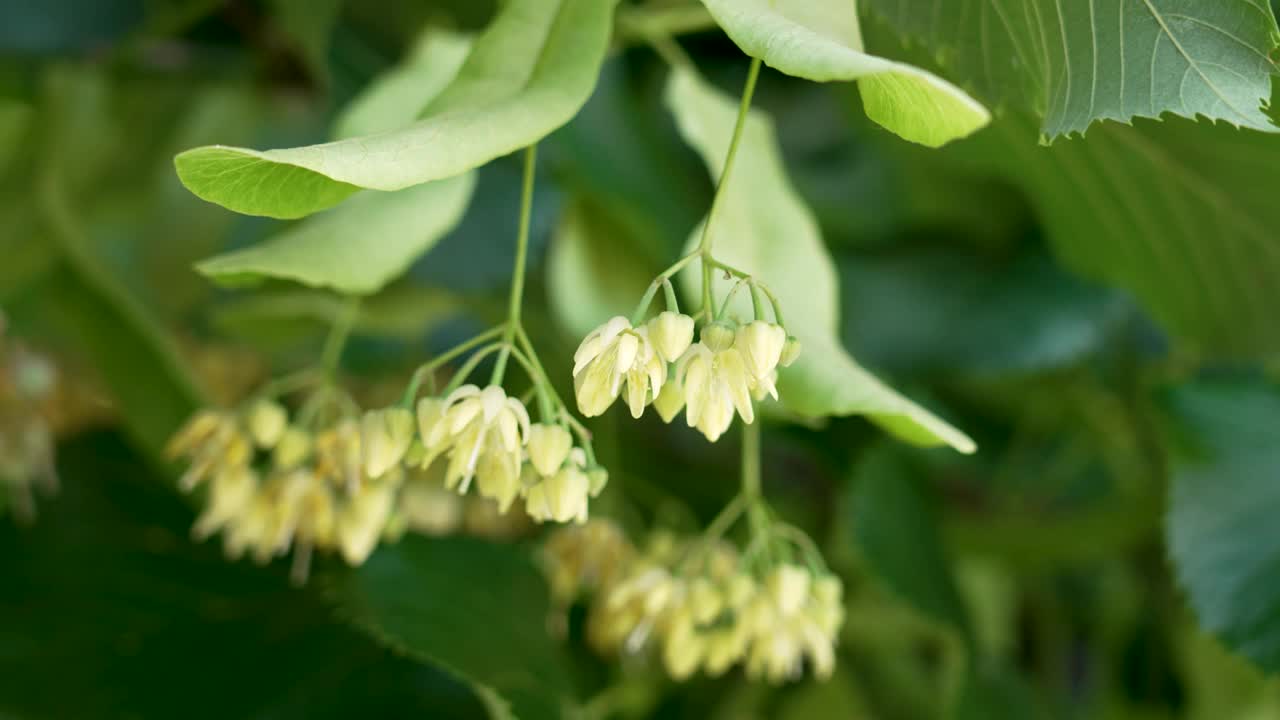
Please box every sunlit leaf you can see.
[332,29,473,140]
[1165,375,1280,671]
[333,536,575,720]
[196,173,476,295]
[861,0,1280,140]
[666,65,974,452]
[175,0,618,218]
[700,0,990,146]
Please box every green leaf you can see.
[547,197,656,338]
[196,173,475,295]
[175,0,618,219]
[332,29,473,140]
[699,0,989,147]
[0,431,487,719]
[333,535,575,720]
[666,65,974,453]
[945,113,1280,356]
[1165,374,1280,671]
[861,0,1280,140]
[848,445,973,638]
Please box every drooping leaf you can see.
[944,112,1280,356]
[861,0,1280,140]
[196,173,476,295]
[848,445,973,638]
[332,29,473,140]
[699,0,990,147]
[546,197,656,338]
[0,431,486,720]
[175,0,618,218]
[333,536,575,720]
[1165,374,1280,671]
[666,65,975,453]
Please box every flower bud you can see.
[361,408,415,479]
[587,466,609,497]
[273,427,312,469]
[246,399,288,449]
[527,423,572,477]
[779,335,801,367]
[647,311,695,363]
[477,449,522,512]
[526,466,590,524]
[653,374,685,423]
[700,320,737,352]
[415,397,446,448]
[337,482,395,565]
[736,321,786,381]
[767,564,811,618]
[663,613,705,680]
[689,578,723,625]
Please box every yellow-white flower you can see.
[735,321,786,400]
[743,567,843,683]
[421,385,530,495]
[360,407,414,479]
[167,410,252,492]
[313,419,363,493]
[246,399,288,448]
[653,373,686,423]
[573,317,666,418]
[647,311,695,363]
[337,477,398,565]
[526,448,590,524]
[192,465,259,541]
[677,343,754,442]
[273,426,312,469]
[527,423,572,477]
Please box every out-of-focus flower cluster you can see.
[0,315,59,521]
[573,314,799,442]
[168,375,608,580]
[542,520,843,683]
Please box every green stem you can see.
[442,343,506,396]
[662,279,680,313]
[742,420,761,499]
[717,277,751,320]
[694,56,762,317]
[401,326,506,406]
[680,492,748,573]
[320,296,359,379]
[253,369,323,402]
[630,252,700,325]
[492,144,538,384]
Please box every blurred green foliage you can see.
[4,1,1280,719]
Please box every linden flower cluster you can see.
[573,309,800,443]
[414,384,606,525]
[0,315,59,522]
[167,399,405,581]
[543,521,844,683]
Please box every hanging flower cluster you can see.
[414,383,606,526]
[542,519,843,683]
[0,314,59,522]
[167,399,405,582]
[572,271,800,443]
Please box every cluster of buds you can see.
[542,520,843,683]
[167,399,404,581]
[0,317,58,522]
[413,384,606,525]
[573,311,799,443]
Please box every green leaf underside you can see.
[334,535,574,720]
[196,173,475,295]
[666,66,975,453]
[333,29,474,140]
[952,113,1280,355]
[547,198,654,338]
[1165,376,1280,671]
[701,0,990,147]
[862,0,1280,139]
[175,0,617,218]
